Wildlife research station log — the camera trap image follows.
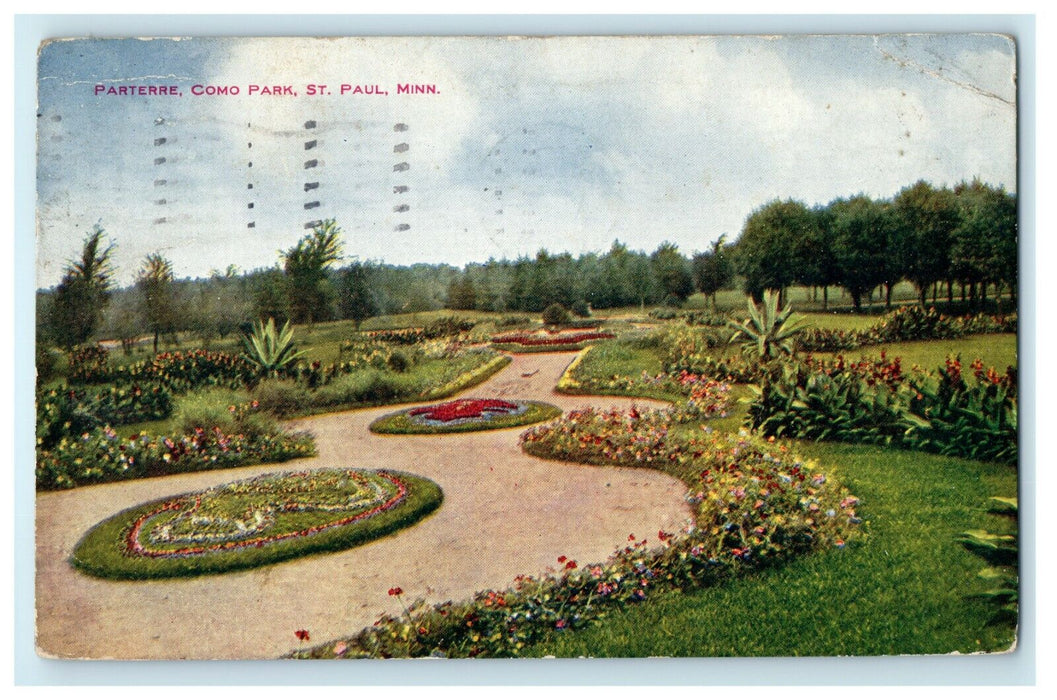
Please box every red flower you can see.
[557,555,567,564]
[564,559,577,570]
[388,586,403,596]
[295,629,310,642]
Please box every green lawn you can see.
[520,325,1019,657]
[812,333,1017,373]
[522,441,1017,657]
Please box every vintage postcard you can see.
[34,35,1019,661]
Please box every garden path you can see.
[35,352,690,660]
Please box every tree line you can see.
[734,179,1017,311]
[38,177,1015,351]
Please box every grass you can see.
[812,333,1017,373]
[522,442,1017,657]
[370,400,562,435]
[514,324,1019,656]
[70,469,443,580]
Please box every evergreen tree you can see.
[47,225,115,349]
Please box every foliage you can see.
[727,290,808,360]
[70,469,442,579]
[747,355,1017,464]
[36,405,315,491]
[47,225,115,349]
[958,497,1018,626]
[691,235,735,309]
[283,219,343,324]
[892,181,960,306]
[254,352,511,418]
[542,303,572,326]
[73,348,259,392]
[827,196,897,311]
[491,330,614,352]
[137,253,178,353]
[650,242,695,302]
[797,306,1017,352]
[735,199,816,300]
[338,262,380,329]
[37,383,173,450]
[298,431,858,658]
[242,317,307,378]
[370,400,563,434]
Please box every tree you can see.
[892,181,959,307]
[734,200,812,301]
[446,273,477,310]
[952,180,1018,310]
[338,262,379,329]
[828,196,894,312]
[282,219,343,324]
[137,253,177,353]
[47,225,115,349]
[650,241,694,303]
[692,235,734,310]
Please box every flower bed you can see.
[36,402,316,491]
[295,429,859,659]
[747,356,1017,464]
[490,331,614,352]
[797,307,1018,353]
[370,398,562,434]
[70,468,443,579]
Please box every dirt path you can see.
[35,352,690,659]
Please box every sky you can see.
[35,34,1017,288]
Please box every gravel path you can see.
[35,352,691,659]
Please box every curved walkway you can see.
[35,352,691,659]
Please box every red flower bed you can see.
[408,399,520,422]
[491,331,614,347]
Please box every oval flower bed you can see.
[370,398,562,434]
[70,468,443,579]
[490,331,615,353]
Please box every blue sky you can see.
[36,35,1017,287]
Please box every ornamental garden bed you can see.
[70,468,442,579]
[490,331,615,353]
[370,398,562,434]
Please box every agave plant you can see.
[727,290,808,360]
[242,318,306,377]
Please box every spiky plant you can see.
[242,317,305,377]
[727,290,808,360]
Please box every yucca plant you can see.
[242,318,306,377]
[727,290,808,360]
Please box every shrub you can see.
[797,308,1018,353]
[571,300,591,318]
[542,303,572,326]
[36,342,59,385]
[71,349,258,392]
[747,356,1017,464]
[36,418,315,491]
[67,344,112,383]
[386,350,411,373]
[423,316,476,338]
[36,384,174,450]
[253,380,311,419]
